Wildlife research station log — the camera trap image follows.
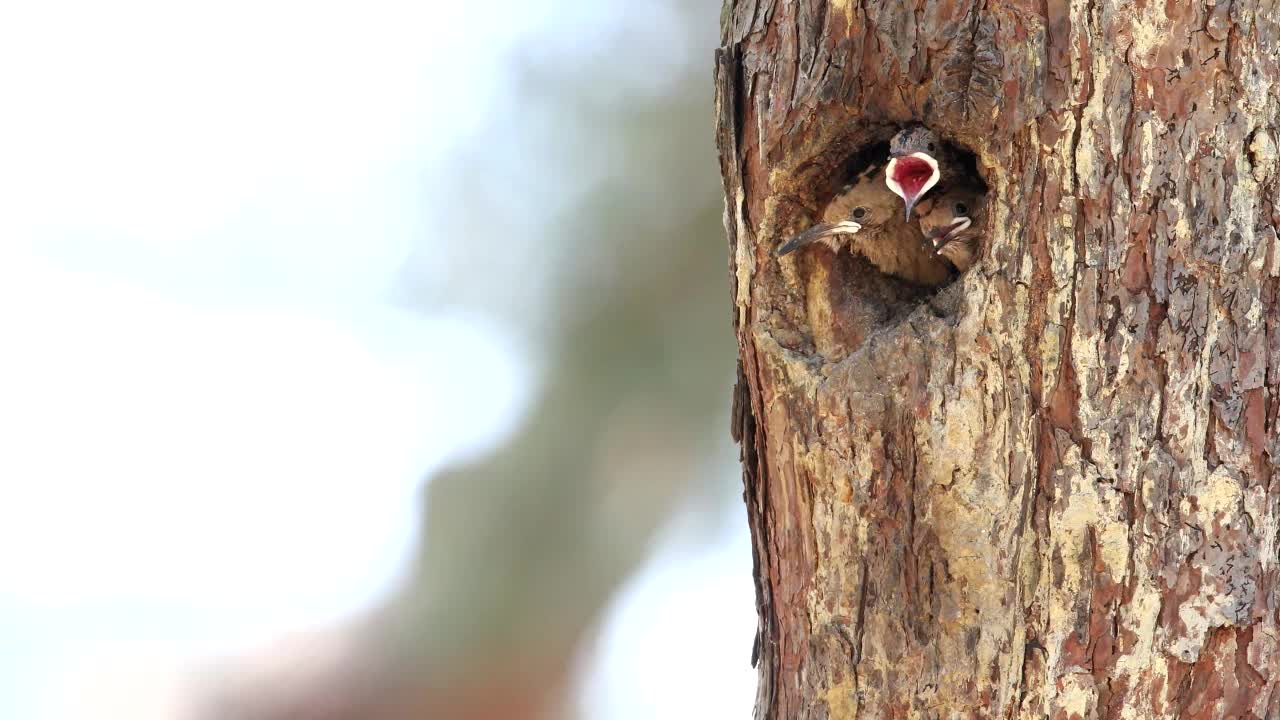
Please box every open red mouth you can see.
[889,156,938,200]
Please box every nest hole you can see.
[779,126,991,361]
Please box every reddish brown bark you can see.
[718,1,1280,717]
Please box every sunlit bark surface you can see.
[717,1,1280,717]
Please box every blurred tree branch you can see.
[206,3,737,719]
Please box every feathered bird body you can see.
[777,162,955,287]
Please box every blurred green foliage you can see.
[383,0,736,705]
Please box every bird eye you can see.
[927,142,937,152]
[852,207,867,219]
[954,202,969,215]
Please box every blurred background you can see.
[0,1,755,718]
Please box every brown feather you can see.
[815,169,955,287]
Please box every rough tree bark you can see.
[717,2,1280,718]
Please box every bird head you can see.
[776,172,900,256]
[885,126,943,220]
[918,185,985,251]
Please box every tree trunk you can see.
[716,2,1280,718]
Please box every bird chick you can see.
[917,183,986,273]
[885,125,957,220]
[777,163,956,287]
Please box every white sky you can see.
[577,498,758,720]
[0,0,754,717]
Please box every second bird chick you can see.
[917,184,986,273]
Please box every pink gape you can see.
[884,152,940,220]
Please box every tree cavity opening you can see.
[776,126,990,361]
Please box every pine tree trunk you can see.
[716,2,1280,718]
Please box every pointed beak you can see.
[902,194,921,222]
[776,221,863,256]
[775,237,806,257]
[928,217,971,249]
